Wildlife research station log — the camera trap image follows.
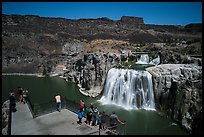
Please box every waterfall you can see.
[150,56,160,65]
[99,68,155,110]
[136,54,160,66]
[136,54,149,64]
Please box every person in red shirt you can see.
[79,99,85,111]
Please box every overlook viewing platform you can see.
[10,102,111,135]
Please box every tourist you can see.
[79,99,85,111]
[22,89,29,104]
[98,111,102,129]
[85,105,93,125]
[77,109,84,125]
[17,86,23,103]
[100,110,107,129]
[90,102,94,110]
[92,106,99,126]
[9,91,17,112]
[55,94,61,112]
[109,111,125,129]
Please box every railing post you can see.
[125,123,126,135]
[50,100,52,112]
[124,122,126,135]
[99,122,102,135]
[64,97,67,109]
[7,100,12,135]
[32,105,36,118]
[26,96,36,118]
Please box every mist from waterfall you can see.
[99,68,155,111]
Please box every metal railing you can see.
[7,100,12,135]
[106,123,126,135]
[26,96,79,118]
[100,115,126,135]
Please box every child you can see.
[77,109,84,125]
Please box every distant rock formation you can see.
[120,16,144,24]
[184,23,202,33]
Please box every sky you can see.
[2,2,202,26]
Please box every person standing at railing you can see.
[100,110,107,129]
[109,111,125,129]
[9,91,17,112]
[79,99,85,111]
[22,89,29,104]
[55,94,61,112]
[85,105,93,125]
[92,106,99,126]
[17,86,23,103]
[77,109,84,125]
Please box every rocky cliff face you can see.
[2,100,10,135]
[146,64,202,134]
[2,14,202,73]
[64,51,120,97]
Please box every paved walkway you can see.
[11,102,110,135]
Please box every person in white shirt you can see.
[55,94,61,112]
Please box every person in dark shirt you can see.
[109,111,125,128]
[17,87,23,103]
[100,110,107,129]
[9,91,17,112]
[85,105,93,125]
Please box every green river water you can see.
[2,75,187,135]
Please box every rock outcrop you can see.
[146,64,202,134]
[2,100,10,135]
[65,51,120,97]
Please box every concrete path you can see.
[11,102,109,135]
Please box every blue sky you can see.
[2,2,202,26]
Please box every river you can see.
[2,75,187,135]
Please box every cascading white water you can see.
[136,54,149,64]
[99,68,155,110]
[136,54,160,66]
[150,56,160,65]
